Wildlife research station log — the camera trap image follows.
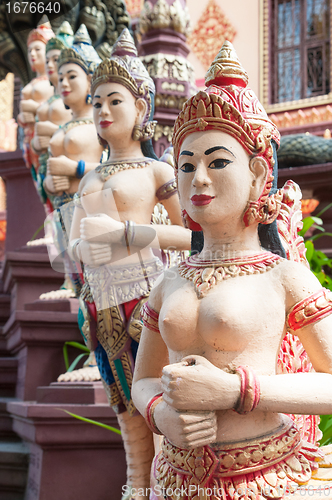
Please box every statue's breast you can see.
[49,128,65,157]
[31,79,52,103]
[36,101,49,122]
[49,99,71,126]
[159,271,285,356]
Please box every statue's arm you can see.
[151,160,191,251]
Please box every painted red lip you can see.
[99,120,113,128]
[48,70,54,75]
[191,194,215,206]
[62,91,71,96]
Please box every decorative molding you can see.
[269,104,332,130]
[261,0,332,113]
[154,93,187,109]
[154,124,174,142]
[187,0,236,70]
[141,53,195,84]
[138,0,191,36]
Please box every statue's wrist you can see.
[76,160,85,179]
[70,238,82,262]
[145,392,163,435]
[123,220,136,253]
[233,366,260,414]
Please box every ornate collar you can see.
[178,251,282,298]
[61,117,94,134]
[95,157,154,182]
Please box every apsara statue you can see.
[32,21,73,213]
[17,19,54,173]
[132,41,332,500]
[68,28,191,498]
[43,24,104,299]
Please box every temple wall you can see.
[186,0,260,95]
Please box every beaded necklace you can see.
[95,157,154,182]
[178,251,282,298]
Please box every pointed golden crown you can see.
[173,41,280,172]
[46,21,74,53]
[27,17,55,46]
[91,28,155,96]
[205,40,248,87]
[58,24,101,74]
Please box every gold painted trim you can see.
[261,0,332,112]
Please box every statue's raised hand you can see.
[47,155,77,177]
[78,240,112,266]
[80,214,124,244]
[161,355,240,412]
[153,398,217,450]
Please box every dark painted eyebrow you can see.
[58,69,77,76]
[93,91,121,100]
[204,146,235,157]
[180,150,194,156]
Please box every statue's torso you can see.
[37,96,71,126]
[21,77,53,104]
[159,263,288,443]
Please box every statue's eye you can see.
[180,163,195,173]
[93,102,101,108]
[208,159,232,169]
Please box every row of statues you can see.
[18,17,332,500]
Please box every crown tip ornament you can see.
[74,24,92,45]
[111,28,138,58]
[56,20,74,37]
[27,15,55,46]
[205,40,249,88]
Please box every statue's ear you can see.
[248,156,269,202]
[135,98,148,124]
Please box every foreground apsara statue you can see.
[132,42,332,500]
[69,29,191,498]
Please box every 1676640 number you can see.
[6,1,60,14]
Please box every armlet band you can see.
[234,366,260,414]
[141,302,160,333]
[287,288,332,332]
[156,179,177,201]
[145,393,163,435]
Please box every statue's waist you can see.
[159,419,316,478]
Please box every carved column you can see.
[137,0,196,157]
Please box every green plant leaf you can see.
[58,409,122,435]
[63,342,90,371]
[316,202,332,218]
[67,353,89,372]
[299,217,323,237]
[311,232,332,242]
[305,240,314,262]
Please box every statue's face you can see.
[58,63,90,108]
[92,82,139,145]
[46,49,61,87]
[177,130,253,229]
[28,40,46,73]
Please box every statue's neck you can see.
[200,223,262,260]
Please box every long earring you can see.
[243,191,283,227]
[132,124,143,141]
[86,93,92,105]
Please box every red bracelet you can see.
[234,366,260,414]
[145,393,163,435]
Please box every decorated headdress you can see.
[91,28,156,142]
[46,21,74,53]
[27,16,55,46]
[57,24,101,74]
[173,41,282,227]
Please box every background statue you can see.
[43,24,103,299]
[32,21,74,212]
[17,19,55,173]
[132,41,332,500]
[68,28,191,500]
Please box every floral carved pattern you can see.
[187,0,236,70]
